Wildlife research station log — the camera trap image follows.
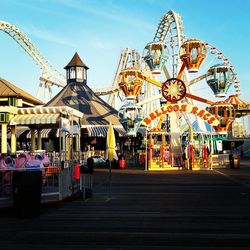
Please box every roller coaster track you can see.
[153,10,185,78]
[104,48,141,108]
[0,20,66,101]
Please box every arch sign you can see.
[142,103,220,127]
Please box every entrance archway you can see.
[142,104,220,170]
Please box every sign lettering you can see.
[142,104,220,127]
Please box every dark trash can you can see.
[229,153,234,169]
[87,157,94,174]
[80,164,93,200]
[13,170,43,218]
[80,165,90,174]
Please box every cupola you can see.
[64,52,89,83]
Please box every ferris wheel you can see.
[117,10,241,153]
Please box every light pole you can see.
[209,125,213,170]
[145,128,148,171]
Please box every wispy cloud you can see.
[92,40,116,50]
[26,25,77,48]
[53,0,154,31]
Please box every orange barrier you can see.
[45,165,59,176]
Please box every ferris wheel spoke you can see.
[188,72,211,86]
[162,65,171,79]
[185,92,214,105]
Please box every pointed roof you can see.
[64,52,89,70]
[45,81,120,126]
[225,95,248,105]
[0,77,43,105]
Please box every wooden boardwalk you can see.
[1,160,250,249]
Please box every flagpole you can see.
[145,128,148,171]
[106,122,117,198]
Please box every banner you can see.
[142,103,220,127]
[60,117,70,133]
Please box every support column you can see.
[62,134,66,161]
[66,136,71,161]
[161,133,166,168]
[37,129,42,150]
[149,133,153,169]
[1,123,7,154]
[11,126,16,154]
[75,134,80,160]
[31,128,36,152]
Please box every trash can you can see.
[80,165,92,199]
[13,170,43,218]
[119,153,126,169]
[233,154,240,169]
[229,153,234,169]
[87,157,94,174]
[119,159,126,169]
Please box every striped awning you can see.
[10,113,59,125]
[7,126,29,139]
[27,129,52,138]
[87,126,108,137]
[85,126,127,137]
[114,127,127,137]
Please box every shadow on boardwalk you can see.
[1,158,250,249]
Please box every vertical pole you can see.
[75,133,79,154]
[59,129,62,166]
[149,132,153,169]
[10,125,16,154]
[70,115,73,163]
[62,133,66,162]
[145,128,148,171]
[161,132,166,168]
[1,123,7,154]
[59,119,63,201]
[37,129,42,150]
[31,128,36,152]
[109,161,112,196]
[210,126,213,170]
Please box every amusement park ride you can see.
[0,20,66,102]
[1,10,250,170]
[106,10,250,169]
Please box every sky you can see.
[0,0,250,107]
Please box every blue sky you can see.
[0,0,250,104]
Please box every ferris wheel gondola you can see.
[206,63,234,98]
[143,42,168,74]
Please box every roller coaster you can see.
[0,20,65,102]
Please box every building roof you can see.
[45,81,120,126]
[0,77,43,105]
[225,95,248,105]
[64,52,89,70]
